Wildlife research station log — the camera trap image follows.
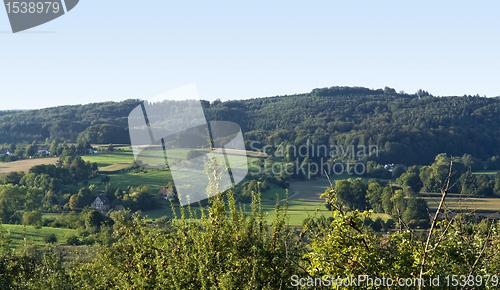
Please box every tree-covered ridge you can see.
[231,90,500,165]
[0,100,142,143]
[2,87,500,166]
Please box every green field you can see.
[0,224,78,248]
[88,169,173,192]
[80,150,500,225]
[261,185,290,202]
[79,148,260,194]
[140,196,391,226]
[140,200,329,226]
[98,163,134,173]
[82,150,135,168]
[82,148,194,169]
[472,171,499,177]
[138,175,392,226]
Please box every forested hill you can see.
[0,100,142,144]
[2,86,500,166]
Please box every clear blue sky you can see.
[1,0,499,110]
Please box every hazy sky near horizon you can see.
[1,0,499,110]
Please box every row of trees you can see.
[69,184,162,212]
[0,145,100,215]
[0,142,43,162]
[0,174,163,225]
[334,178,431,229]
[395,153,500,196]
[248,150,500,196]
[0,140,96,164]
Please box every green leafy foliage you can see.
[306,187,500,289]
[69,154,308,289]
[42,233,57,244]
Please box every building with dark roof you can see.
[91,195,111,211]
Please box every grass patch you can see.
[139,176,395,226]
[42,212,65,220]
[82,151,135,168]
[278,199,329,226]
[142,208,176,221]
[1,224,78,248]
[141,201,393,227]
[86,169,174,192]
[82,148,198,169]
[260,185,290,202]
[141,193,330,226]
[99,163,134,173]
[371,213,393,221]
[472,171,499,176]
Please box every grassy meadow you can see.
[92,169,173,192]
[82,150,135,168]
[472,170,499,177]
[0,224,77,248]
[137,175,393,226]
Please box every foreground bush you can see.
[305,184,500,290]
[70,154,307,289]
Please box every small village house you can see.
[91,195,111,211]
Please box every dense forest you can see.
[0,100,140,144]
[2,86,500,166]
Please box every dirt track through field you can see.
[0,158,59,174]
[279,191,300,202]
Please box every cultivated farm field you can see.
[422,193,500,214]
[0,158,59,174]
